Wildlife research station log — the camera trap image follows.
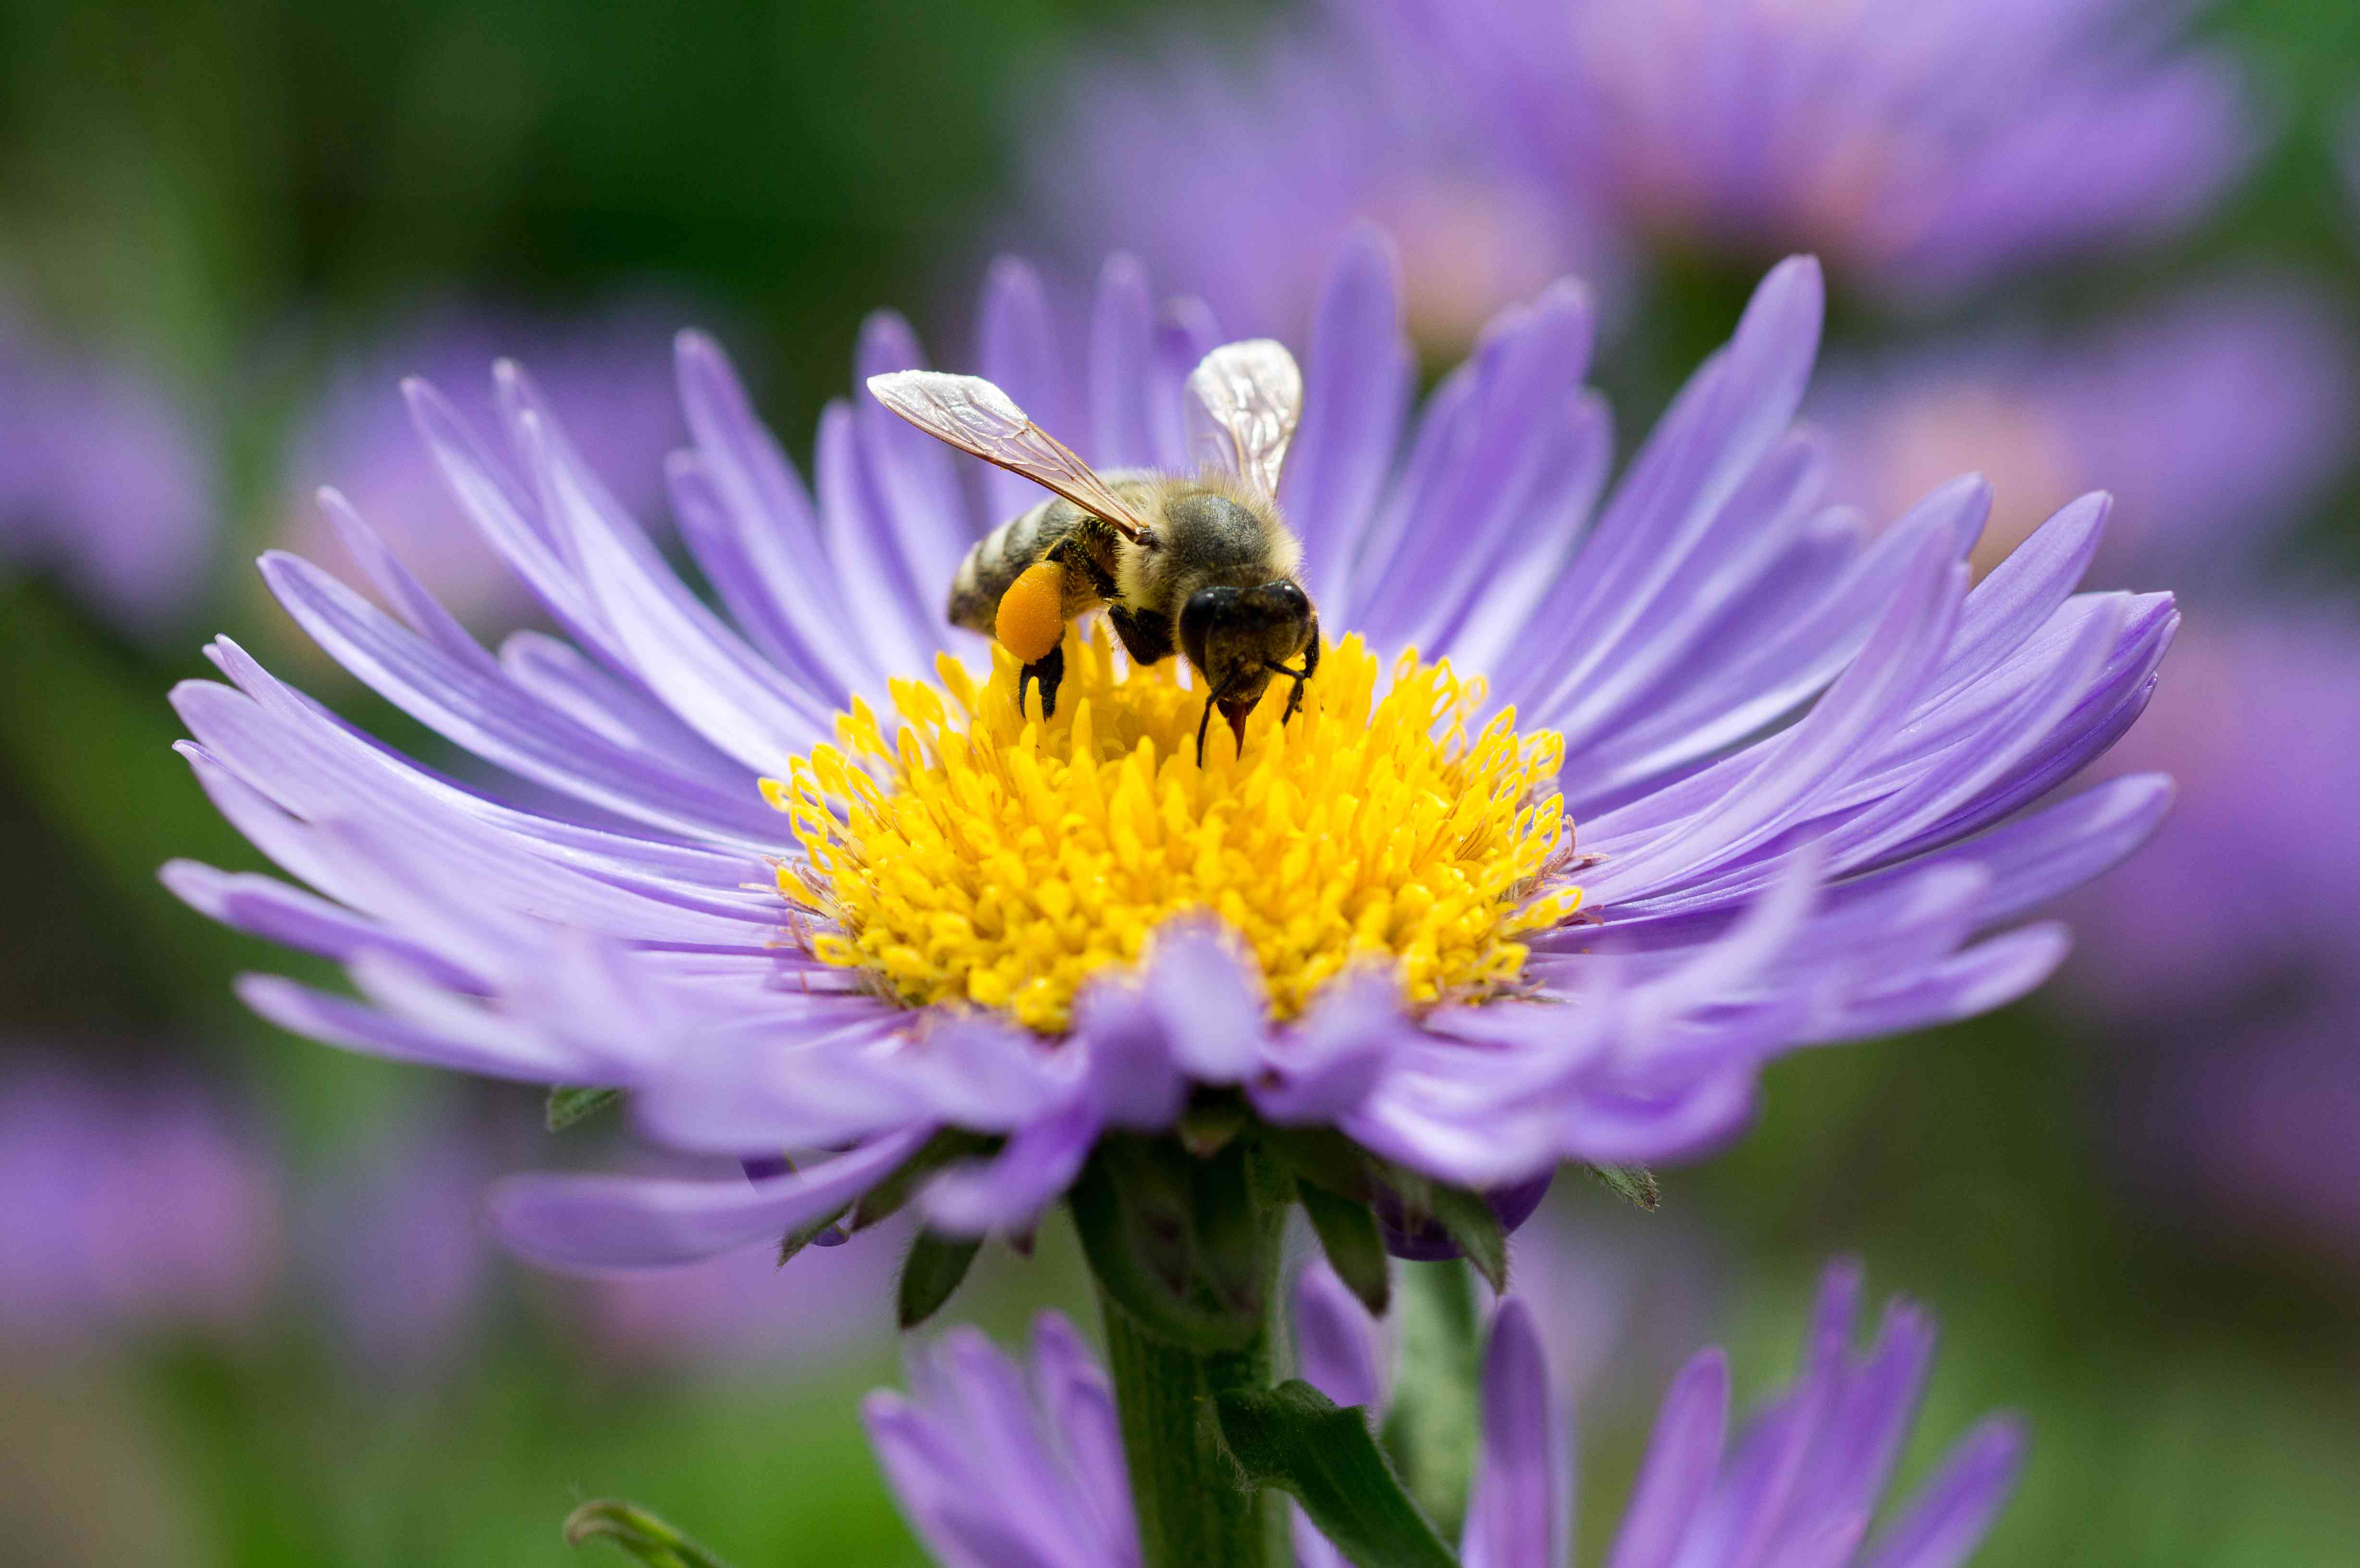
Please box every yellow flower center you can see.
[766,627,1581,1036]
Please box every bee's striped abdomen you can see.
[947,496,1074,635]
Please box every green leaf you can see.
[1425,1185,1509,1294]
[896,1230,984,1329]
[546,1086,622,1131]
[1210,1382,1460,1568]
[1380,1261,1482,1541]
[850,1128,997,1231]
[1299,1181,1390,1316]
[1586,1161,1660,1210]
[563,1500,736,1567]
[1068,1153,1259,1352]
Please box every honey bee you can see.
[868,340,1319,762]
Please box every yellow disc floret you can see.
[766,626,1581,1036]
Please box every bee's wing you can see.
[1187,339,1303,502]
[865,370,1144,539]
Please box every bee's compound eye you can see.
[1179,585,1234,670]
[1261,579,1309,616]
[996,560,1068,664]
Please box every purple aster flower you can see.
[1026,26,1621,351]
[1342,0,2255,302]
[275,302,686,631]
[1810,286,2354,586]
[0,311,215,630]
[865,1258,2023,1568]
[0,1058,280,1349]
[162,233,2172,1284]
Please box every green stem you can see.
[1099,1298,1279,1568]
[1075,1133,1295,1568]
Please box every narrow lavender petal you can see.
[1281,223,1414,612]
[1858,1419,2026,1568]
[235,973,594,1083]
[1031,1312,1143,1567]
[1250,967,1405,1126]
[812,398,945,684]
[163,860,485,993]
[1524,256,1827,705]
[937,1325,1114,1563]
[1606,1348,1731,1568]
[318,487,505,676]
[487,1124,935,1271]
[1088,254,1158,469]
[1461,1299,1571,1568]
[1291,1263,1384,1409]
[862,1392,1006,1568]
[921,1100,1102,1236]
[1355,277,1599,649]
[670,330,876,700]
[516,404,834,772]
[854,309,986,595]
[1140,924,1269,1082]
[256,551,782,841]
[1072,982,1191,1131]
[977,257,1078,521]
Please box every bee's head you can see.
[1180,578,1316,739]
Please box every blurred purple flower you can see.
[1347,0,2255,302]
[164,237,2170,1275]
[277,303,686,630]
[2121,1000,2360,1275]
[1811,286,2353,586]
[865,1259,2022,1568]
[303,1105,504,1372]
[1027,27,1619,349]
[2062,610,2360,1022]
[0,315,215,629]
[0,1059,280,1349]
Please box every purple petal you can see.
[486,1123,935,1271]
[1607,1348,1732,1568]
[1291,1263,1384,1410]
[1461,1299,1572,1568]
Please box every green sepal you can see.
[563,1499,736,1567]
[1266,1126,1376,1200]
[1586,1161,1660,1210]
[1209,1382,1460,1568]
[776,1199,854,1267]
[896,1230,984,1330]
[1069,1152,1260,1352]
[1178,1095,1251,1157]
[851,1128,997,1231]
[1299,1180,1391,1316]
[1190,1141,1266,1314]
[546,1086,622,1132]
[1379,1260,1482,1542]
[1424,1184,1509,1293]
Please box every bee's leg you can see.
[1019,643,1066,722]
[1194,671,1244,766]
[1267,617,1321,723]
[1106,605,1174,665]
